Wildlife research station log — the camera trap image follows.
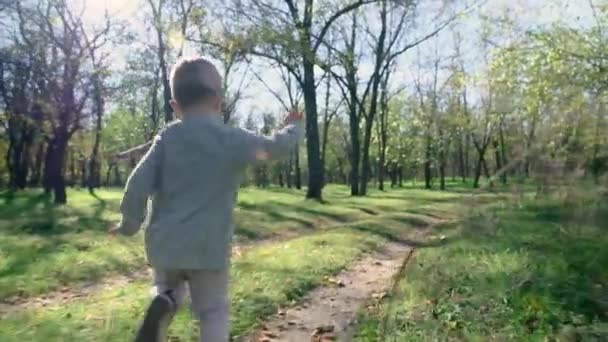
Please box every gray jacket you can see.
[117,114,304,270]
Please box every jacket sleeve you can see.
[116,134,162,236]
[230,121,304,167]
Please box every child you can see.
[110,56,304,341]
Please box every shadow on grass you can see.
[234,225,263,240]
[0,235,70,278]
[347,222,455,248]
[349,207,380,216]
[0,190,117,236]
[241,201,353,224]
[0,191,51,221]
[238,202,315,228]
[0,190,121,283]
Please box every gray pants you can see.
[153,268,230,342]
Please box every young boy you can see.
[110,56,304,342]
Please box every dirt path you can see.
[243,242,414,342]
[0,214,404,318]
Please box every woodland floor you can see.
[0,183,605,341]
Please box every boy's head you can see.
[169,56,223,116]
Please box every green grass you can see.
[354,188,608,341]
[0,185,475,300]
[0,214,433,341]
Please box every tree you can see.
[146,0,174,124]
[6,0,111,203]
[252,62,304,189]
[235,0,385,200]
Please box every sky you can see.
[71,0,596,122]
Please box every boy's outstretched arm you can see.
[232,112,305,166]
[111,134,162,236]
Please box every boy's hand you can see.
[284,111,304,125]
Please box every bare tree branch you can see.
[313,0,378,53]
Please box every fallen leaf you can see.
[372,292,389,300]
[321,333,336,341]
[426,298,438,305]
[262,330,278,339]
[312,325,335,336]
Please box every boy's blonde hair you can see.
[170,56,222,108]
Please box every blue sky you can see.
[74,0,595,122]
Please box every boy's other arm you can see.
[233,118,304,166]
[115,134,162,236]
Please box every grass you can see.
[354,187,608,341]
[0,214,434,341]
[0,184,474,300]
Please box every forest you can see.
[0,0,607,341]
[1,0,605,204]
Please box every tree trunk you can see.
[458,134,466,182]
[294,144,301,190]
[302,59,323,199]
[524,113,538,178]
[321,120,330,186]
[42,144,52,194]
[482,156,490,179]
[320,75,333,186]
[80,156,87,188]
[150,0,173,124]
[348,93,360,196]
[6,133,17,191]
[398,165,403,187]
[389,163,397,188]
[482,156,492,188]
[88,86,103,192]
[286,158,293,188]
[30,141,44,186]
[7,118,33,190]
[113,163,122,186]
[464,131,470,180]
[278,167,284,187]
[451,153,457,182]
[46,133,69,204]
[17,133,31,190]
[473,152,483,189]
[360,118,374,195]
[378,73,389,191]
[105,162,114,186]
[439,149,446,191]
[69,148,76,186]
[150,66,161,134]
[359,1,387,196]
[424,134,432,189]
[499,122,507,184]
[493,138,502,183]
[378,153,386,191]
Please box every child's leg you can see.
[136,269,186,342]
[187,269,230,342]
